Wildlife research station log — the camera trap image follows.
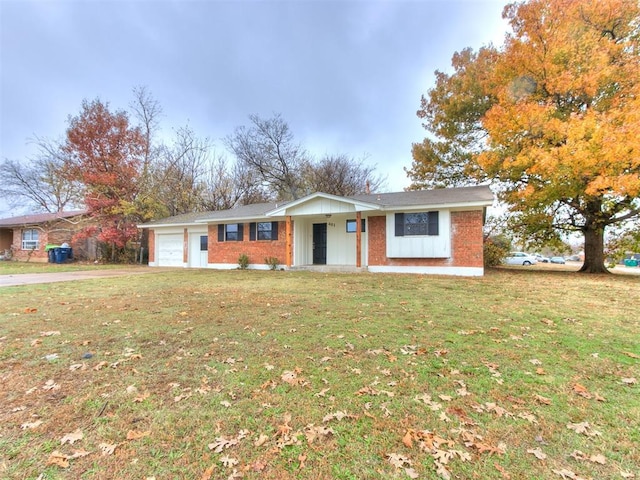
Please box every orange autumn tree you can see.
[408,0,640,273]
[63,99,145,260]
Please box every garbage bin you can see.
[48,249,56,263]
[54,248,70,263]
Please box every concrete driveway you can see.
[0,268,158,287]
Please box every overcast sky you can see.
[0,0,509,216]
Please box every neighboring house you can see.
[139,185,493,276]
[0,211,96,262]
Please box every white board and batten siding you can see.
[284,197,358,216]
[385,211,451,258]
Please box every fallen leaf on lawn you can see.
[254,434,269,447]
[572,383,592,398]
[42,379,60,391]
[21,420,43,430]
[387,453,412,469]
[12,406,26,412]
[98,443,118,455]
[304,425,334,445]
[200,464,215,480]
[621,377,636,385]
[620,471,636,478]
[220,400,231,408]
[494,462,512,479]
[623,351,639,359]
[24,307,38,313]
[68,449,91,459]
[566,422,601,437]
[405,467,419,479]
[60,429,83,445]
[69,363,85,371]
[315,387,330,397]
[40,330,61,337]
[589,453,606,465]
[323,410,356,423]
[534,394,552,405]
[126,430,150,441]
[126,385,138,395]
[527,448,547,460]
[46,451,70,468]
[208,436,239,453]
[298,453,307,470]
[219,455,238,468]
[402,430,414,448]
[536,367,546,375]
[93,361,108,371]
[529,359,542,365]
[30,338,42,347]
[552,468,588,479]
[133,392,150,403]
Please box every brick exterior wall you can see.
[148,229,155,263]
[367,210,484,268]
[7,218,98,262]
[208,222,287,266]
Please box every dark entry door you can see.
[312,223,327,265]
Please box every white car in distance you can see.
[504,252,538,266]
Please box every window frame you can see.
[21,228,40,250]
[346,219,366,233]
[395,212,439,237]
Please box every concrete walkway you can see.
[0,268,157,287]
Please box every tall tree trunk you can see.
[579,224,608,273]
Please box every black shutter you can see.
[249,223,256,241]
[217,224,224,242]
[361,219,366,233]
[238,223,244,241]
[428,212,439,236]
[395,213,405,237]
[271,222,279,240]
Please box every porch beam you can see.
[356,211,362,268]
[286,216,292,267]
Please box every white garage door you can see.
[157,234,184,267]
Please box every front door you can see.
[312,223,327,265]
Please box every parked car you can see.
[504,252,538,266]
[566,255,581,262]
[535,254,550,263]
[550,256,566,264]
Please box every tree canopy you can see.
[407,0,640,273]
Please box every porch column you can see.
[356,211,362,268]
[183,228,188,264]
[286,216,292,268]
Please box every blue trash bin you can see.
[54,248,70,263]
[48,249,56,263]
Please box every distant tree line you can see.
[0,87,385,260]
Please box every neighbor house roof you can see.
[138,203,286,228]
[0,210,88,228]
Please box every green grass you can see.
[0,268,638,479]
[0,260,132,275]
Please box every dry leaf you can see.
[621,377,636,385]
[534,394,552,405]
[60,429,83,445]
[527,448,547,460]
[623,351,639,359]
[494,462,512,479]
[133,392,150,403]
[402,430,414,448]
[200,464,216,480]
[98,442,118,455]
[387,453,411,469]
[21,420,43,430]
[254,434,269,447]
[219,455,238,467]
[589,453,606,465]
[46,451,70,468]
[566,422,601,437]
[126,430,150,441]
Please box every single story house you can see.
[0,210,96,262]
[139,185,493,276]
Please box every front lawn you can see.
[0,269,638,479]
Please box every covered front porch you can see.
[267,193,381,269]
